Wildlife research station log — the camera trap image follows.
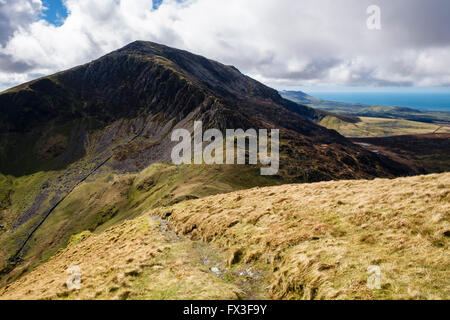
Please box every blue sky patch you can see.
[41,0,68,26]
[153,0,164,10]
[40,0,164,25]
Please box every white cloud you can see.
[1,0,450,91]
[0,0,42,44]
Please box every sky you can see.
[40,0,68,25]
[1,0,450,92]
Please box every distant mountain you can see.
[0,41,414,283]
[280,90,450,123]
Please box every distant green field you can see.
[320,116,450,138]
[280,90,450,124]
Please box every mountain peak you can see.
[115,40,175,55]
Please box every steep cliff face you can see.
[0,41,415,281]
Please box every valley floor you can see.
[0,172,448,300]
[319,116,450,138]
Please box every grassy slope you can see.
[320,116,450,138]
[0,217,242,300]
[0,171,62,256]
[1,172,448,300]
[0,163,280,284]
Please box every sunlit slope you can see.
[319,116,450,138]
[151,173,449,300]
[1,173,448,300]
[0,216,242,300]
[0,163,279,284]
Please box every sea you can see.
[307,92,450,112]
